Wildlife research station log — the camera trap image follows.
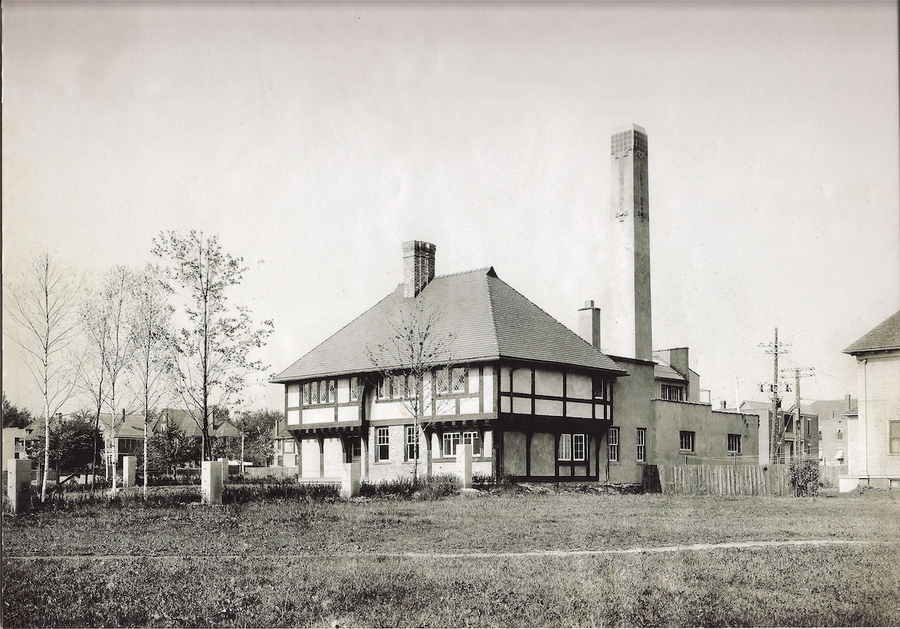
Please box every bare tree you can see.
[80,266,138,492]
[4,254,83,501]
[128,264,174,499]
[152,231,273,461]
[366,297,456,479]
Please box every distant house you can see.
[807,396,856,468]
[738,401,817,465]
[98,412,147,468]
[152,408,243,464]
[2,425,32,475]
[841,309,900,491]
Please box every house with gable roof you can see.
[840,309,900,491]
[271,241,627,483]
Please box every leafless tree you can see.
[128,264,174,499]
[80,266,138,492]
[366,296,456,479]
[4,254,83,501]
[152,231,273,461]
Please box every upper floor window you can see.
[451,367,467,393]
[679,431,695,452]
[435,369,450,396]
[607,428,619,462]
[304,379,337,406]
[349,377,358,402]
[836,429,843,441]
[661,384,683,401]
[377,374,414,401]
[727,434,741,454]
[593,377,608,400]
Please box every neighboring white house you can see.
[840,310,900,491]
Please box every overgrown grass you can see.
[2,491,898,627]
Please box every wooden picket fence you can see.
[659,463,792,496]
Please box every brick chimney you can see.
[578,300,601,349]
[403,240,436,298]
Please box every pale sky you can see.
[3,2,899,416]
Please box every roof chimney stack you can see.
[403,241,436,299]
[578,300,602,349]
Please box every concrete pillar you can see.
[122,456,137,488]
[340,460,361,499]
[7,459,32,514]
[201,460,223,505]
[218,457,229,485]
[456,443,473,489]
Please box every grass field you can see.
[2,487,898,627]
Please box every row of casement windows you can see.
[378,368,470,401]
[375,427,483,462]
[301,378,359,406]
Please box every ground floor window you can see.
[727,434,741,454]
[376,427,389,461]
[463,431,482,457]
[679,431,695,452]
[442,432,461,457]
[890,420,900,454]
[558,433,586,462]
[607,427,619,462]
[405,426,419,460]
[636,427,646,462]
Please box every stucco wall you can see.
[606,359,655,484]
[651,401,758,466]
[849,352,900,482]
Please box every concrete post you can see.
[341,460,361,499]
[7,459,32,514]
[218,457,229,486]
[201,460,223,505]
[456,443,473,489]
[122,456,137,488]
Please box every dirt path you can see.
[4,539,890,561]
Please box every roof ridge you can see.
[483,269,502,357]
[433,267,494,279]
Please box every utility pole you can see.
[781,366,815,461]
[760,328,791,464]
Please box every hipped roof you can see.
[272,268,626,382]
[843,310,900,355]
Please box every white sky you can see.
[3,2,899,416]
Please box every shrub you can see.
[788,459,820,496]
[359,474,460,500]
[223,481,338,503]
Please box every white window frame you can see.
[376,427,389,462]
[607,427,619,462]
[573,434,586,462]
[284,440,295,454]
[442,432,460,458]
[636,427,646,462]
[405,425,419,461]
[463,431,482,457]
[890,420,900,455]
[558,433,572,461]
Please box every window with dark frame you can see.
[636,427,646,462]
[593,377,607,400]
[679,430,695,452]
[607,427,619,462]
[451,367,467,393]
[376,427,389,461]
[727,433,741,454]
[349,377,358,402]
[435,369,450,395]
[661,384,683,401]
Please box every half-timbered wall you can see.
[498,366,612,421]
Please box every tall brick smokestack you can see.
[403,241,436,298]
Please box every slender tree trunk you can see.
[41,399,50,502]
